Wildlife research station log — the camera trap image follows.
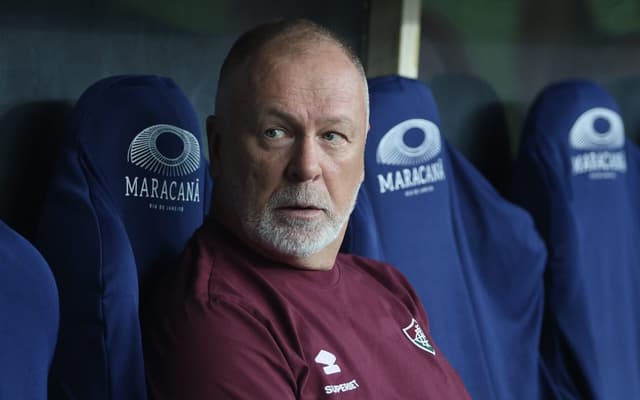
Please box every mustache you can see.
[268,185,332,211]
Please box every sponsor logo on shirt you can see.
[315,349,360,395]
[568,108,627,180]
[124,124,202,212]
[403,318,436,355]
[375,119,446,197]
[324,379,359,394]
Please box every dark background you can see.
[1,0,639,239]
[421,0,640,194]
[0,0,367,239]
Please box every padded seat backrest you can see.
[343,75,547,400]
[512,79,640,399]
[0,219,59,399]
[36,75,211,400]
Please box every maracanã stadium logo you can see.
[128,124,201,176]
[569,107,625,150]
[376,118,442,166]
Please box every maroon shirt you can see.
[142,219,470,399]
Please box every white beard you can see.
[242,182,361,258]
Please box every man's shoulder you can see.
[142,221,260,316]
[140,232,282,377]
[178,222,266,306]
[337,252,418,299]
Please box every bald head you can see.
[215,19,368,118]
[207,19,370,270]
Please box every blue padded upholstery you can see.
[512,79,640,399]
[35,75,212,400]
[0,219,59,400]
[342,75,547,400]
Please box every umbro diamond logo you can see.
[315,349,341,375]
[402,318,436,355]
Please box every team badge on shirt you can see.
[403,318,436,355]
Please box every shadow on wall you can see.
[516,0,640,107]
[607,76,640,145]
[429,74,513,196]
[419,10,513,196]
[0,101,72,241]
[0,0,228,34]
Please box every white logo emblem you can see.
[569,107,625,150]
[374,119,446,196]
[315,350,341,375]
[128,124,201,177]
[376,118,442,166]
[402,318,436,355]
[568,108,627,179]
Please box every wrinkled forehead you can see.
[221,37,368,126]
[260,44,365,100]
[252,39,353,80]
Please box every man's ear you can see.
[206,115,222,178]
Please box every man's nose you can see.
[285,136,322,183]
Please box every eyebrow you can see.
[258,107,356,131]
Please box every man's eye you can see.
[322,132,345,142]
[263,128,286,139]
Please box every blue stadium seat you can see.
[511,79,640,399]
[342,75,547,400]
[35,75,212,400]
[0,219,59,399]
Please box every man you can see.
[142,19,470,399]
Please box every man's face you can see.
[210,41,368,263]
